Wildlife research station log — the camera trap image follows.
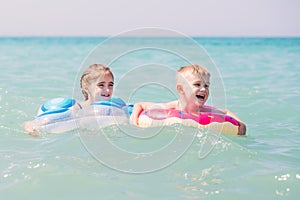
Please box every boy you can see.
[131,64,246,135]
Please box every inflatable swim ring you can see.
[138,108,239,134]
[35,97,130,133]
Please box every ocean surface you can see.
[0,36,299,199]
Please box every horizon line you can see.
[0,35,299,38]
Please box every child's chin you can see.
[196,101,205,106]
[98,96,110,101]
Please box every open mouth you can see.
[196,94,205,101]
[101,94,111,97]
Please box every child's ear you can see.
[83,87,91,96]
[176,84,184,94]
[82,88,89,99]
[83,87,88,93]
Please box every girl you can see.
[24,64,115,134]
[76,64,114,109]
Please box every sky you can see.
[0,0,299,37]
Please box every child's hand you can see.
[130,113,139,125]
[24,121,42,136]
[130,104,142,126]
[130,103,149,126]
[238,122,246,135]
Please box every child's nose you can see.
[200,86,206,91]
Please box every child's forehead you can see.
[181,71,210,82]
[96,73,114,82]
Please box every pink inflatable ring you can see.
[138,108,240,134]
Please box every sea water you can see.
[0,36,300,199]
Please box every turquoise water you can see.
[1,37,300,199]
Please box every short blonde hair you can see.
[176,64,210,83]
[80,64,114,100]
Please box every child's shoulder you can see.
[164,100,178,109]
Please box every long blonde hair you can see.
[80,64,114,100]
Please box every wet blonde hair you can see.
[80,64,114,100]
[176,64,210,84]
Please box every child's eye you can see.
[98,83,104,87]
[194,83,201,87]
[205,84,209,88]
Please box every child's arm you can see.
[130,102,155,125]
[202,106,246,135]
[24,118,49,136]
[223,109,247,135]
[130,101,178,125]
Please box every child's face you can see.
[86,74,114,102]
[178,72,210,106]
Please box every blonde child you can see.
[24,64,115,134]
[76,64,114,109]
[131,64,246,135]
